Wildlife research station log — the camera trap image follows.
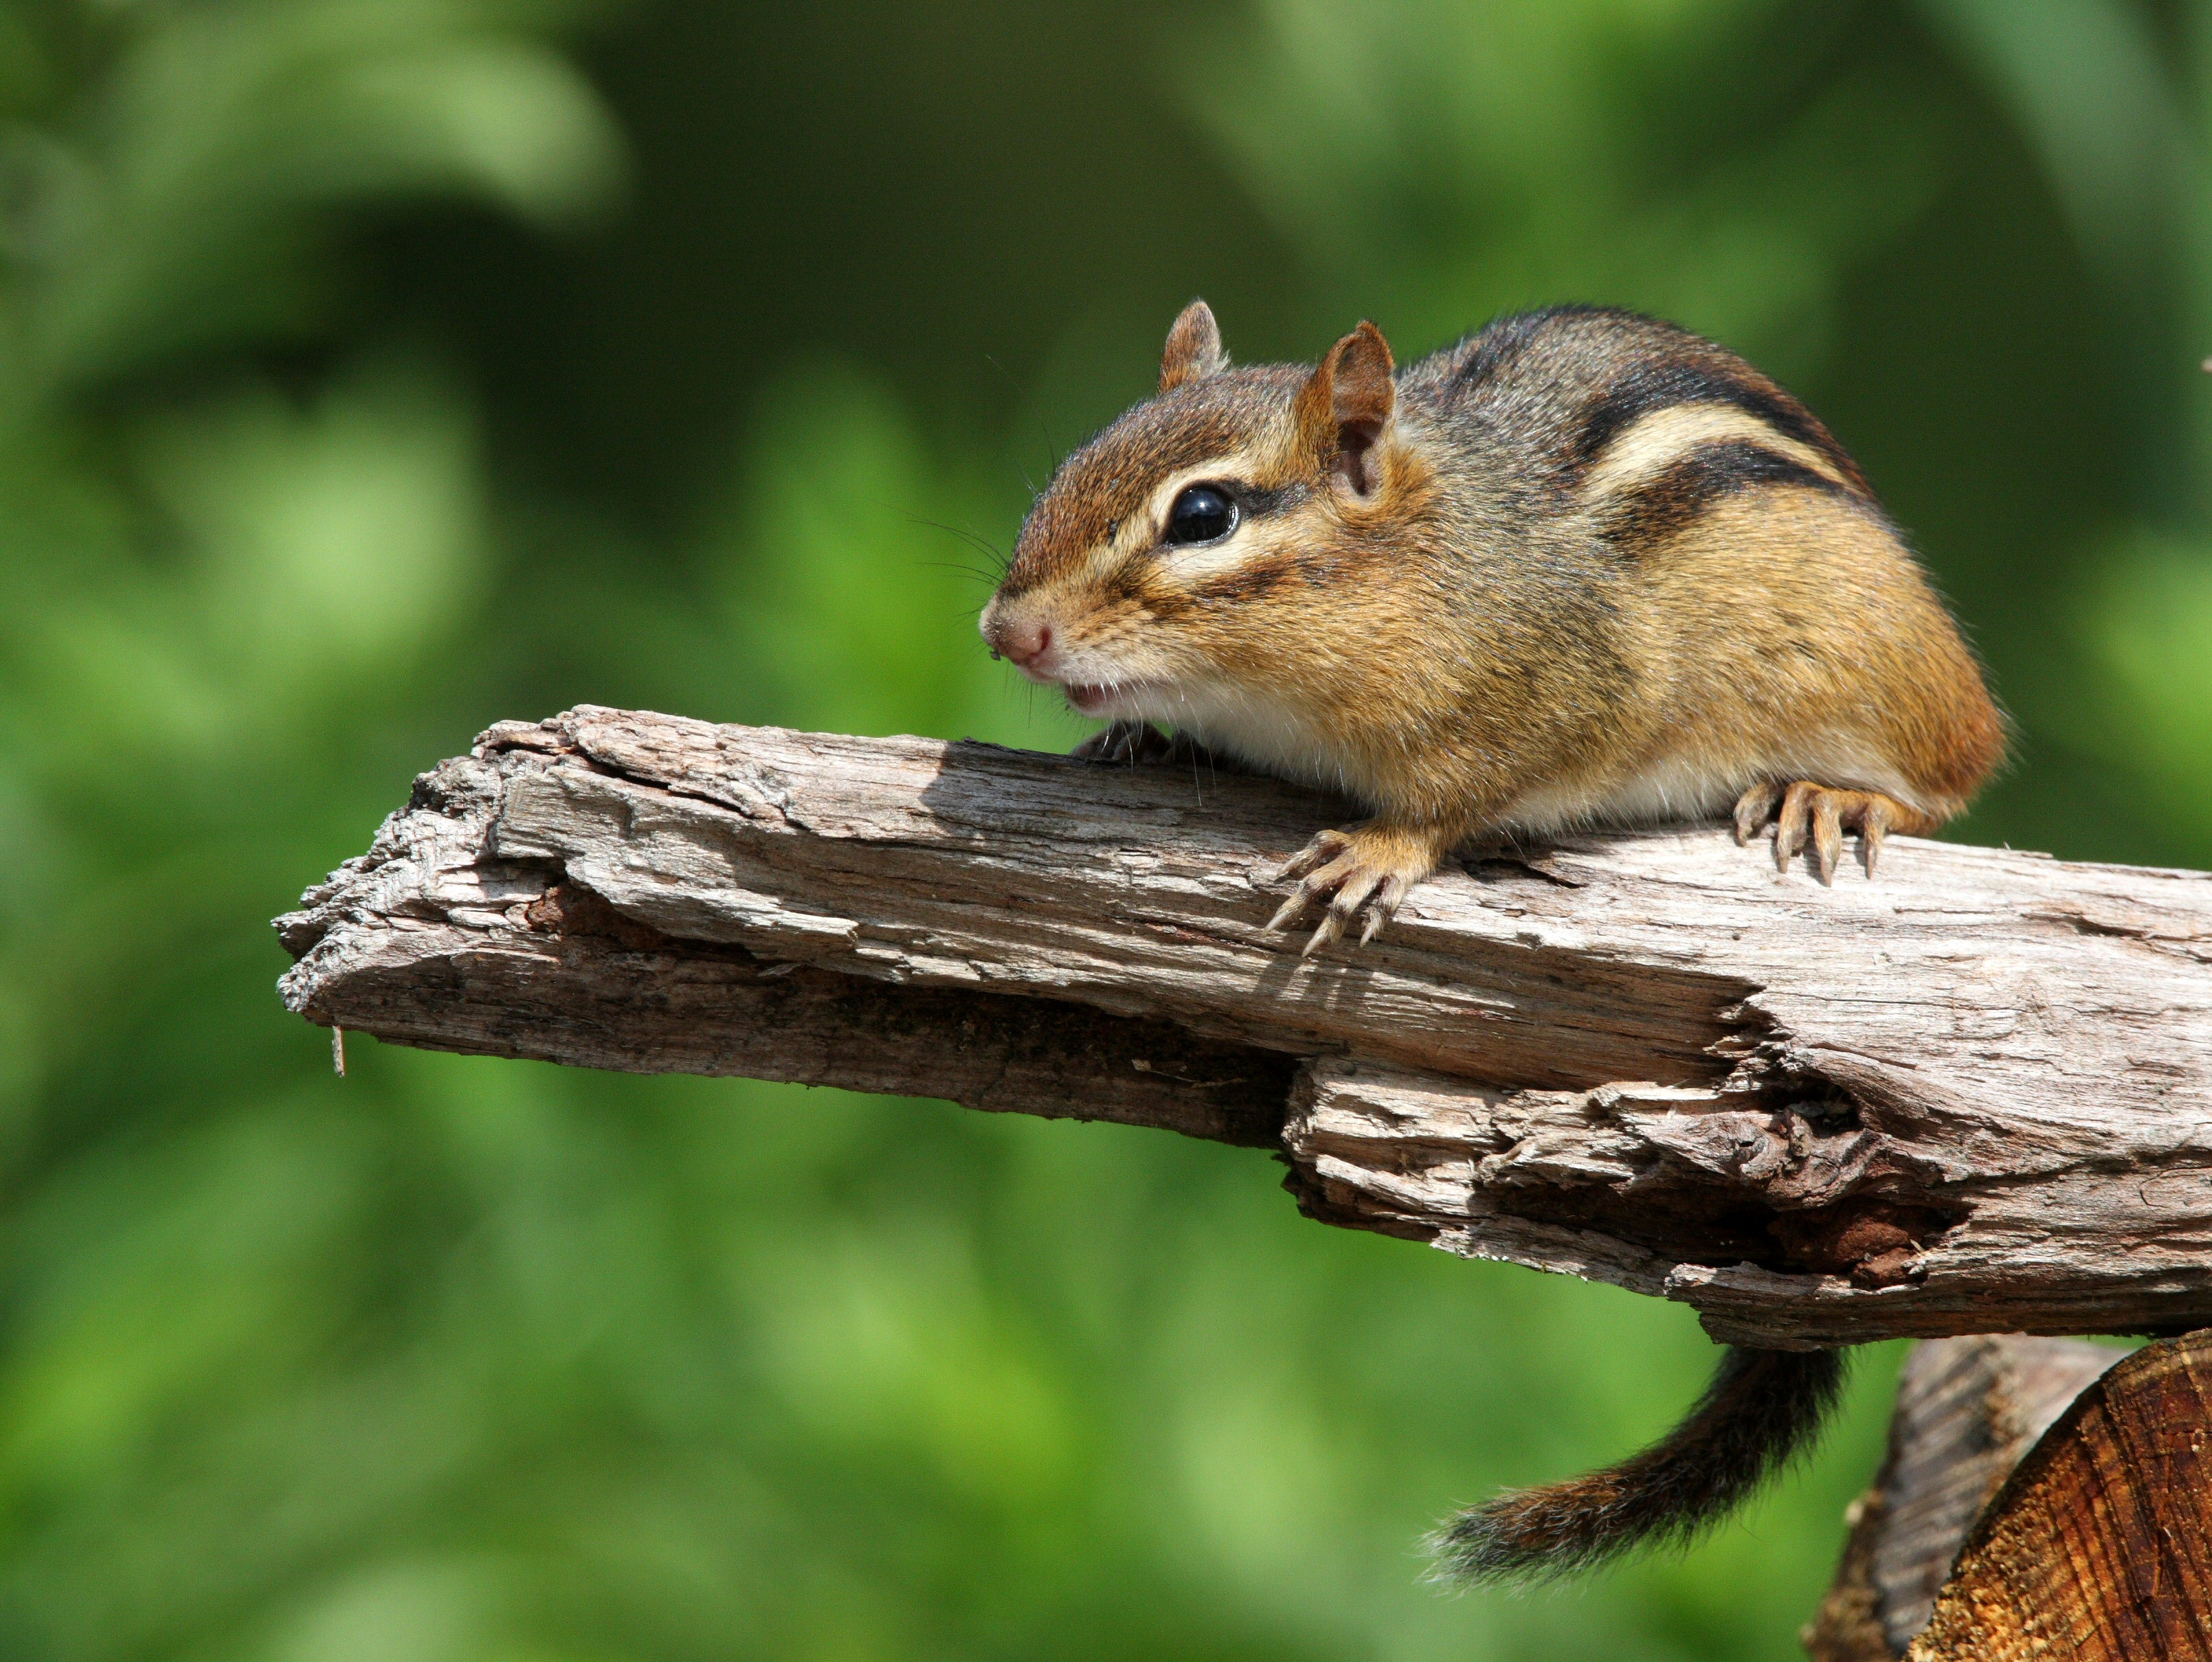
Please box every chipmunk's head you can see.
[980,302,1425,735]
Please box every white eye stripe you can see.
[1151,515,1303,585]
[1154,541,1262,582]
[1074,449,1273,586]
[1084,528,1271,586]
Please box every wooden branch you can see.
[276,707,2212,1349]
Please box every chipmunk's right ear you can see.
[1159,300,1227,393]
[1295,321,1396,495]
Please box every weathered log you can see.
[1802,1335,2123,1659]
[276,706,2212,1349]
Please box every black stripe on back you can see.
[1451,305,1609,394]
[1575,360,1863,490]
[1600,440,1846,550]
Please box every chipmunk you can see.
[979,301,2005,1582]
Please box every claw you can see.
[1303,908,1348,956]
[1811,794,1842,885]
[1733,782,1782,844]
[1297,861,1381,956]
[1754,781,1926,881]
[1277,830,1349,884]
[1862,798,1893,877]
[1267,824,1438,952]
[1774,783,1817,871]
[1358,873,1409,945]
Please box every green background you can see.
[1,2,2203,1657]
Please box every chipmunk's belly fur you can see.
[1176,685,1921,843]
[1163,688,1352,796]
[1493,737,1919,840]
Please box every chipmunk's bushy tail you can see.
[1431,1346,1848,1584]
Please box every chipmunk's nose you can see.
[1003,620,1052,666]
[983,609,1054,671]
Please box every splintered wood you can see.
[277,706,2212,1349]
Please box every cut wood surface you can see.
[1803,1335,2124,1660]
[1906,1330,2212,1660]
[277,706,2212,1349]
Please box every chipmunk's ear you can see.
[1159,300,1227,393]
[1296,322,1396,495]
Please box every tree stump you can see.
[1808,1332,2211,1659]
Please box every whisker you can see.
[906,515,1011,578]
[916,559,1003,587]
[953,519,1011,567]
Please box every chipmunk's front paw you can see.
[1073,722,1249,774]
[1732,781,1933,884]
[1073,720,1176,765]
[1268,824,1439,955]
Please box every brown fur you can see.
[979,302,2008,1581]
[981,302,2004,945]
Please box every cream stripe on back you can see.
[1579,405,1845,504]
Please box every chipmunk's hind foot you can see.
[1732,781,1932,883]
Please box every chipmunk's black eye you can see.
[1164,484,1236,546]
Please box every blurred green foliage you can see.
[0,2,2202,1658]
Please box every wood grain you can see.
[1803,1336,2123,1660]
[277,707,2212,1349]
[1906,1330,2212,1660]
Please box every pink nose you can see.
[996,618,1053,667]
